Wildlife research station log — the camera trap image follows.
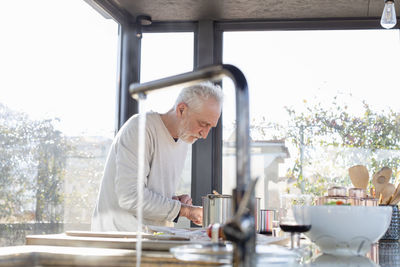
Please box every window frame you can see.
[116,16,398,210]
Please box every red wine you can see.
[259,230,272,235]
[279,224,311,233]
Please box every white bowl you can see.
[311,253,378,266]
[302,206,392,256]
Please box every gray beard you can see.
[179,133,198,144]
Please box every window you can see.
[222,29,400,210]
[140,32,194,227]
[0,1,118,246]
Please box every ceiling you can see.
[92,0,400,22]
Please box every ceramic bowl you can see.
[311,253,378,267]
[302,205,392,256]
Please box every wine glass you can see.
[279,194,312,250]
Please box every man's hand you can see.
[180,204,203,226]
[172,194,192,205]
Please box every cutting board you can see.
[65,230,189,241]
[25,233,195,251]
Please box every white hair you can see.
[174,82,223,111]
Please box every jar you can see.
[318,186,349,205]
[348,188,366,206]
[361,196,378,206]
[348,188,366,198]
[322,196,349,205]
[328,186,347,197]
[316,196,325,205]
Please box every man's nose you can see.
[200,127,211,139]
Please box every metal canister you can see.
[202,194,233,227]
[259,209,275,234]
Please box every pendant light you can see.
[381,0,397,29]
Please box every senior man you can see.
[92,82,223,231]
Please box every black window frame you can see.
[112,14,398,210]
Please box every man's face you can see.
[177,99,221,144]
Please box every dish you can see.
[170,243,233,264]
[302,206,392,256]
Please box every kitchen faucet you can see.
[130,64,255,267]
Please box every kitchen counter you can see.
[0,232,398,266]
[0,245,221,266]
[25,232,195,251]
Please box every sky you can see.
[140,33,194,113]
[1,1,400,140]
[0,0,118,137]
[223,30,400,128]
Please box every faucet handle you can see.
[232,176,259,223]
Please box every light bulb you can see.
[381,0,397,29]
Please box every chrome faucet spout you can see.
[130,64,255,267]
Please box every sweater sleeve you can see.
[113,117,181,222]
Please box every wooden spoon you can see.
[381,183,395,204]
[372,167,392,197]
[389,183,400,205]
[348,165,369,190]
[392,182,400,199]
[378,167,392,181]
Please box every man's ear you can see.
[176,102,187,118]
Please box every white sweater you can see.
[91,112,189,231]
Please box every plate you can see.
[170,243,233,264]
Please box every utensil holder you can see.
[379,241,400,266]
[380,205,400,240]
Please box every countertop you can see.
[0,232,398,266]
[0,245,221,266]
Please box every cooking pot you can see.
[202,194,233,227]
[202,194,261,228]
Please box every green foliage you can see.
[0,103,70,222]
[253,96,400,197]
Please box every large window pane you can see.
[0,1,118,245]
[140,32,194,227]
[222,30,400,210]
